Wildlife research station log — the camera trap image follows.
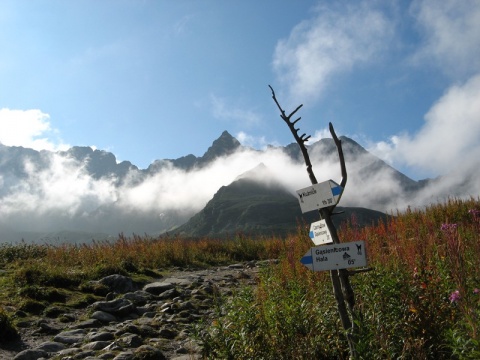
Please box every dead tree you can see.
[269,85,359,358]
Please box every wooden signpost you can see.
[270,85,366,359]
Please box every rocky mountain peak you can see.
[62,146,94,159]
[200,131,241,164]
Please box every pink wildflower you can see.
[441,223,458,231]
[449,290,461,303]
[469,209,480,220]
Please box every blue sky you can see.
[1,0,479,180]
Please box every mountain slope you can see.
[175,164,389,238]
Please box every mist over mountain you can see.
[174,163,389,238]
[0,131,478,244]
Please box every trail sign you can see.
[309,219,333,245]
[296,180,343,213]
[300,241,367,272]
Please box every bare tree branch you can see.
[329,122,347,189]
[269,85,317,184]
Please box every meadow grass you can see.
[200,197,480,359]
[1,197,479,358]
[0,233,285,313]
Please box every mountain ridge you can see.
[0,131,446,243]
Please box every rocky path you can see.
[1,260,272,360]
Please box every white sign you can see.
[296,180,343,213]
[309,219,333,245]
[300,241,367,272]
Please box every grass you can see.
[1,197,479,358]
[199,197,480,359]
[0,232,285,336]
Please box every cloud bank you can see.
[368,74,480,177]
[368,0,480,178]
[0,145,308,240]
[0,108,69,151]
[1,128,478,244]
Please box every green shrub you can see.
[19,299,46,315]
[44,305,68,318]
[78,281,110,296]
[17,285,68,303]
[200,265,348,359]
[0,306,19,342]
[89,263,128,279]
[0,242,48,266]
[13,262,82,288]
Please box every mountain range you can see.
[0,130,465,244]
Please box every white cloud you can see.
[210,94,262,126]
[0,108,69,151]
[410,0,480,78]
[235,131,269,149]
[309,127,332,143]
[117,147,307,214]
[368,73,480,177]
[273,1,393,104]
[0,154,117,216]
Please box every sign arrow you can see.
[300,241,367,272]
[296,180,344,213]
[309,219,333,245]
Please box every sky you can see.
[0,0,479,180]
[0,0,479,240]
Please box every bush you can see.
[17,285,67,303]
[0,307,19,342]
[200,264,348,359]
[13,262,82,288]
[19,299,46,315]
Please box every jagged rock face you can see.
[60,146,138,182]
[0,144,51,188]
[198,130,241,165]
[147,130,242,172]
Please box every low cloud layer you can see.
[368,74,480,178]
[1,131,478,243]
[0,145,305,238]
